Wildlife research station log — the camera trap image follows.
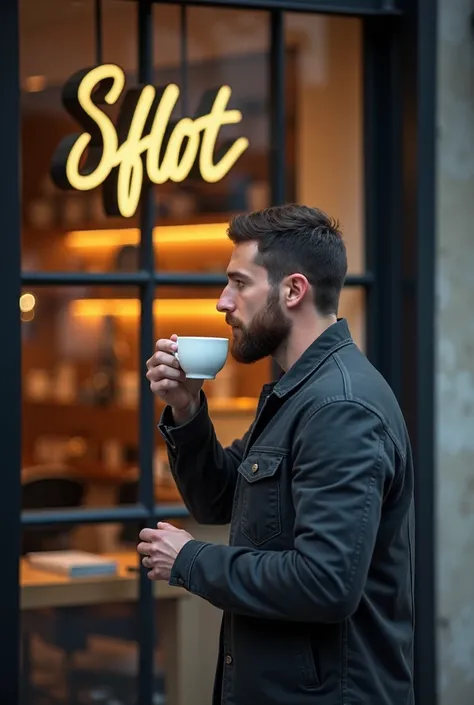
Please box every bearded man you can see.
[139,204,415,705]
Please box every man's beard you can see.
[226,288,292,364]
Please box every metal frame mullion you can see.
[0,1,21,702]
[21,271,151,286]
[22,272,374,288]
[154,0,402,17]
[21,503,190,528]
[94,0,103,65]
[269,9,285,206]
[363,15,403,398]
[137,1,156,704]
[401,1,437,703]
[365,6,438,704]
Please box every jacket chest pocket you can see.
[238,452,284,546]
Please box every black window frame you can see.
[0,0,436,703]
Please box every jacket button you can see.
[225,654,233,665]
[251,463,258,473]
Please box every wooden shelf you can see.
[23,398,258,446]
[22,213,238,244]
[22,399,258,499]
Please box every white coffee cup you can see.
[175,336,229,380]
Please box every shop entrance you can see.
[0,1,436,703]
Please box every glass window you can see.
[150,2,273,410]
[20,2,273,703]
[19,3,365,703]
[22,286,140,479]
[285,13,366,349]
[20,0,138,272]
[285,13,364,274]
[339,287,366,351]
[20,523,169,705]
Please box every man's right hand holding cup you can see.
[146,334,203,425]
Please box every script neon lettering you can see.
[51,64,250,218]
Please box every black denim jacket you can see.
[158,319,415,705]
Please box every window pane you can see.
[21,524,157,705]
[22,286,140,509]
[20,514,224,705]
[21,1,275,274]
[151,3,272,221]
[339,286,366,352]
[20,0,138,272]
[285,14,364,274]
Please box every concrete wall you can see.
[436,1,474,702]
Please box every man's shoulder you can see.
[298,344,410,454]
[301,342,388,401]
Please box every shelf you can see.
[23,398,258,447]
[23,215,237,275]
[23,213,238,239]
[69,298,225,319]
[65,221,232,252]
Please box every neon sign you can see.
[51,64,249,218]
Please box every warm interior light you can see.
[70,298,224,319]
[210,397,257,412]
[20,293,36,313]
[65,223,232,250]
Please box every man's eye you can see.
[235,281,245,289]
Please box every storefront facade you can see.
[0,1,437,704]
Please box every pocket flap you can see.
[238,453,284,483]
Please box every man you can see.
[139,204,415,705]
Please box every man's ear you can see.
[282,274,310,309]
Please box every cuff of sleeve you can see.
[157,391,210,450]
[169,539,209,591]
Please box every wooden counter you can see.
[20,550,186,610]
[20,551,193,705]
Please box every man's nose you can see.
[216,289,235,313]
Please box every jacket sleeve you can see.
[169,400,394,622]
[158,391,251,525]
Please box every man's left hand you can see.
[137,522,194,581]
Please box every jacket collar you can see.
[271,318,353,399]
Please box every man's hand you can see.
[137,522,194,581]
[146,335,202,424]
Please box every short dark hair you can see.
[227,204,347,315]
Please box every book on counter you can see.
[26,550,118,578]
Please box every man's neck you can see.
[275,314,337,372]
